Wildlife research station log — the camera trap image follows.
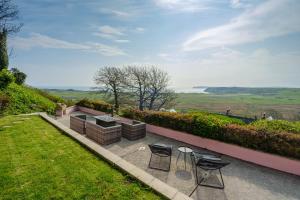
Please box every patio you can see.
[57,111,300,200]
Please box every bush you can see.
[121,108,300,159]
[224,124,300,159]
[0,69,15,89]
[76,98,113,113]
[121,108,244,137]
[10,68,27,85]
[251,120,300,134]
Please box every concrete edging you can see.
[39,113,192,200]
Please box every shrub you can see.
[76,98,113,113]
[0,69,15,89]
[121,108,300,159]
[121,108,244,138]
[251,120,300,134]
[224,124,300,159]
[10,68,27,85]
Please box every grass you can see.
[1,84,56,115]
[0,115,163,200]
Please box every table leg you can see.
[176,151,181,165]
[184,152,186,170]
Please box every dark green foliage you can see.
[0,69,15,89]
[121,108,244,137]
[0,31,8,70]
[224,124,300,159]
[76,98,113,113]
[121,108,300,159]
[10,68,26,85]
[2,83,56,114]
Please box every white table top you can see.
[178,146,193,153]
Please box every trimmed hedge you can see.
[251,120,300,134]
[76,99,113,113]
[224,125,300,159]
[121,108,300,159]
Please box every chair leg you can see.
[168,155,171,171]
[198,169,225,189]
[148,153,153,168]
[189,184,199,197]
[148,153,171,172]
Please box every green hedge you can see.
[76,99,113,113]
[224,125,300,159]
[121,108,300,159]
[251,120,300,134]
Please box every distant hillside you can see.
[201,87,300,95]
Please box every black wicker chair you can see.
[190,152,230,196]
[148,143,172,172]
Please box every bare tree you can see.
[94,67,124,114]
[0,0,22,34]
[124,66,149,111]
[151,89,177,111]
[146,66,170,110]
[124,65,177,111]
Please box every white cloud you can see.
[135,27,145,33]
[183,0,300,51]
[94,25,126,40]
[86,42,126,56]
[230,0,250,8]
[154,0,209,12]
[9,33,126,56]
[10,33,88,50]
[115,39,130,43]
[99,8,131,18]
[98,25,124,36]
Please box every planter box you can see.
[121,120,146,140]
[86,121,122,145]
[70,115,86,134]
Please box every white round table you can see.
[176,146,193,170]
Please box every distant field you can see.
[47,88,300,121]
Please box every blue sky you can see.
[8,0,300,88]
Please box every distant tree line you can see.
[94,66,177,113]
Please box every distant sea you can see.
[38,86,209,94]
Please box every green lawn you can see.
[0,115,163,200]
